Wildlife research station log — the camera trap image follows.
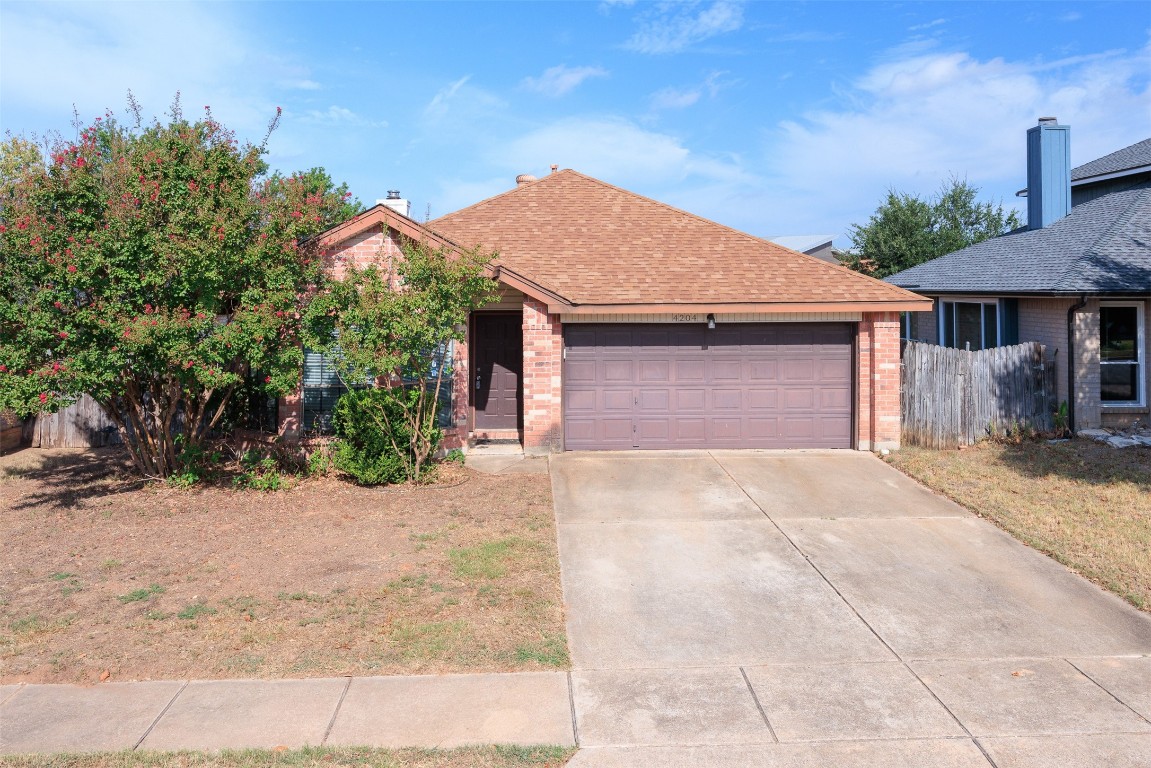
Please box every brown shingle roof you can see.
[430,170,926,311]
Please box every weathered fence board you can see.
[901,341,1058,449]
[29,394,121,449]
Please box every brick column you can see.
[522,297,563,454]
[1072,299,1101,429]
[278,387,302,441]
[857,312,901,451]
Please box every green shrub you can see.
[232,450,285,491]
[331,388,442,485]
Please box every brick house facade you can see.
[287,171,926,453]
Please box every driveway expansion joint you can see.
[738,666,778,743]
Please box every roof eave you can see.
[554,300,933,315]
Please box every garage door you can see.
[563,323,853,450]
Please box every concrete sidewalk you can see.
[0,671,576,754]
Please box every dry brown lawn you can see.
[887,439,1151,611]
[0,448,568,685]
[0,745,575,768]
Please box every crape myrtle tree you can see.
[0,96,357,478]
[302,242,498,483]
[843,177,1022,279]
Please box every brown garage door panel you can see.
[563,323,853,450]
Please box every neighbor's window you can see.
[940,300,999,351]
[1100,302,1145,406]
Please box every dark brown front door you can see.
[563,323,853,450]
[473,313,522,430]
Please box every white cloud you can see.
[650,87,702,110]
[624,1,744,54]
[909,18,947,32]
[754,45,1151,239]
[287,79,323,91]
[0,2,296,135]
[301,106,387,128]
[492,117,756,192]
[648,72,729,111]
[522,65,609,98]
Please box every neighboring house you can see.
[887,120,1150,432]
[282,170,928,453]
[769,235,841,265]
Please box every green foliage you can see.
[0,96,360,478]
[117,584,165,603]
[844,177,1022,278]
[330,388,441,485]
[1053,400,1070,436]
[233,450,285,491]
[444,448,466,465]
[177,602,217,620]
[305,442,335,476]
[303,240,497,482]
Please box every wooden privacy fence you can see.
[29,394,121,449]
[901,341,1058,449]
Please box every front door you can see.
[473,313,522,430]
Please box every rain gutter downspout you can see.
[1066,294,1088,435]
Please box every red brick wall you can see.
[858,312,901,450]
[278,225,469,446]
[522,297,563,453]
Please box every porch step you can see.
[468,439,524,456]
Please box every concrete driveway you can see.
[552,451,1151,767]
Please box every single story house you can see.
[282,170,929,453]
[886,121,1150,432]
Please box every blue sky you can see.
[2,1,1148,246]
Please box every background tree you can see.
[303,242,498,483]
[843,177,1022,278]
[0,97,356,478]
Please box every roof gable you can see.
[429,170,924,311]
[1072,138,1151,182]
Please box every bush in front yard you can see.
[331,388,442,485]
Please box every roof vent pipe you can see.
[1026,117,1071,230]
[378,190,411,218]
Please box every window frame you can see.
[1099,301,1146,408]
[937,298,1002,351]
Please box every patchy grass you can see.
[0,447,568,684]
[888,439,1151,611]
[0,745,576,767]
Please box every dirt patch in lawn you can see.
[0,448,568,685]
[887,439,1151,611]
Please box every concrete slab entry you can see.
[139,678,347,751]
[713,453,967,519]
[1070,657,1151,720]
[0,681,183,754]
[978,734,1151,768]
[780,517,1151,659]
[911,658,1151,738]
[497,456,549,475]
[464,455,525,474]
[324,672,574,748]
[565,739,992,767]
[551,454,761,523]
[571,667,772,747]
[559,519,893,668]
[743,661,967,742]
